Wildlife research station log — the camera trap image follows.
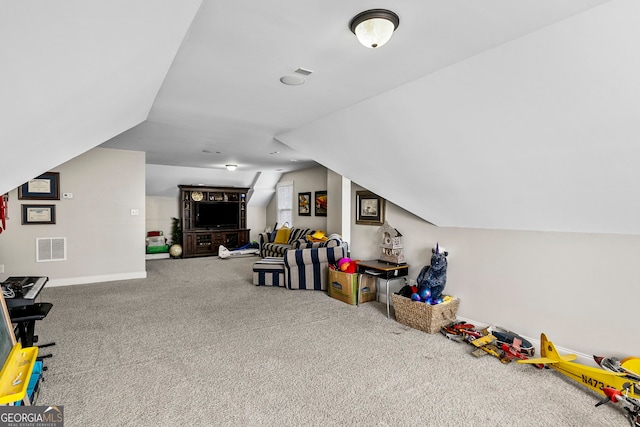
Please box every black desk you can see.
[357,261,409,318]
[1,276,48,309]
[2,276,50,347]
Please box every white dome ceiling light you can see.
[349,9,400,49]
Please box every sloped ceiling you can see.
[279,0,640,234]
[5,1,640,235]
[0,0,202,193]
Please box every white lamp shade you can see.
[354,17,396,48]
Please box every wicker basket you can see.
[392,294,460,334]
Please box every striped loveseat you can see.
[283,244,348,290]
[259,228,343,258]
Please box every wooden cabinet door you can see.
[237,230,249,247]
[183,233,197,257]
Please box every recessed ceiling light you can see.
[225,164,237,171]
[280,75,305,86]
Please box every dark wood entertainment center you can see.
[179,185,250,258]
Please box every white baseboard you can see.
[145,253,170,260]
[46,271,147,287]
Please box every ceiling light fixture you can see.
[225,164,237,171]
[349,9,400,49]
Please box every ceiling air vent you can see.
[36,237,67,262]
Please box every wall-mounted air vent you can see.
[36,237,67,262]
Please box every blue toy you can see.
[416,243,448,303]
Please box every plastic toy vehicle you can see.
[519,334,640,398]
[490,327,535,357]
[441,322,481,342]
[218,244,259,259]
[501,343,544,369]
[596,385,640,427]
[594,355,640,382]
[469,334,510,364]
[518,333,640,424]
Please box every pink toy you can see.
[338,257,358,274]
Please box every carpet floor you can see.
[32,256,623,426]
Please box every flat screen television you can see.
[195,202,240,229]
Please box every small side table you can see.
[357,260,409,318]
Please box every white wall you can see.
[266,166,330,232]
[246,206,266,243]
[350,183,640,360]
[146,196,179,243]
[326,170,349,241]
[146,194,266,245]
[0,148,146,286]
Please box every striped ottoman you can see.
[252,258,285,287]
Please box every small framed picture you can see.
[18,172,60,200]
[315,191,327,217]
[298,192,311,216]
[356,191,385,225]
[22,204,56,225]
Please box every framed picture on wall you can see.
[356,191,385,225]
[21,204,56,225]
[18,172,60,200]
[298,192,311,216]
[314,191,327,217]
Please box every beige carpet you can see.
[33,256,622,426]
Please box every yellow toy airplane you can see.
[470,334,510,364]
[518,333,640,400]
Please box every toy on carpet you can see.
[413,243,448,304]
[596,385,640,427]
[439,322,542,367]
[490,327,535,357]
[518,333,640,426]
[440,322,483,343]
[593,356,640,425]
[218,241,259,259]
[594,355,640,381]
